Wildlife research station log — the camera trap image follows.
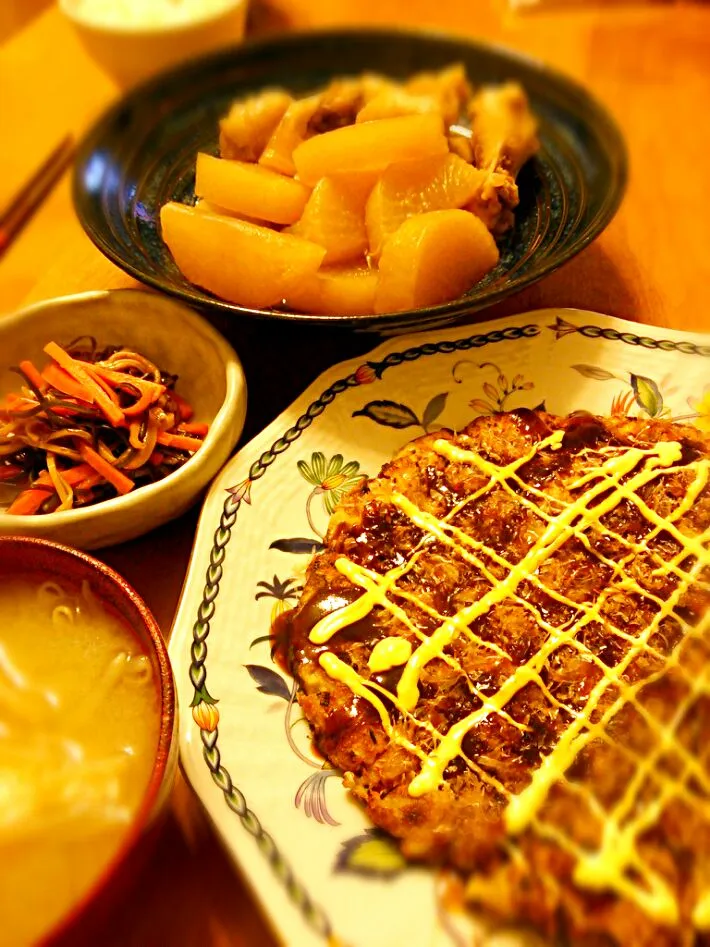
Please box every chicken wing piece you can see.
[464,168,519,236]
[405,62,473,127]
[219,88,293,162]
[462,81,539,235]
[467,81,539,177]
[307,75,396,135]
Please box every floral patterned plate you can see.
[169,309,710,947]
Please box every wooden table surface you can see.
[1,2,709,945]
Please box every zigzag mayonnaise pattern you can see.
[310,432,710,926]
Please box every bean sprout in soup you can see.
[0,577,160,946]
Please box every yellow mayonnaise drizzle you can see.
[308,432,710,925]
[318,652,393,731]
[368,636,412,672]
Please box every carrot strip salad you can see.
[0,337,207,515]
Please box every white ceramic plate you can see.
[170,309,710,947]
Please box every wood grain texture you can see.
[0,2,709,945]
[0,0,51,43]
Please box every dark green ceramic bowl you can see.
[72,27,627,332]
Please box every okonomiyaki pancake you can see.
[285,409,710,946]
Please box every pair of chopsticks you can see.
[0,135,75,258]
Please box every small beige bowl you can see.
[59,0,248,89]
[0,288,246,550]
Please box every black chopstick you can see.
[0,135,75,258]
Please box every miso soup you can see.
[0,576,161,946]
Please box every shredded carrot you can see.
[43,342,124,426]
[3,392,35,409]
[177,422,209,436]
[2,340,200,514]
[37,467,103,492]
[121,387,164,418]
[78,442,135,495]
[0,465,24,482]
[73,472,104,492]
[171,391,194,421]
[86,363,161,391]
[86,362,165,398]
[34,463,97,489]
[83,366,120,405]
[74,488,98,503]
[0,394,37,416]
[41,362,93,402]
[85,364,165,418]
[7,488,53,515]
[156,431,204,453]
[40,405,87,420]
[19,360,46,393]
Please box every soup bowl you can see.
[0,535,177,947]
